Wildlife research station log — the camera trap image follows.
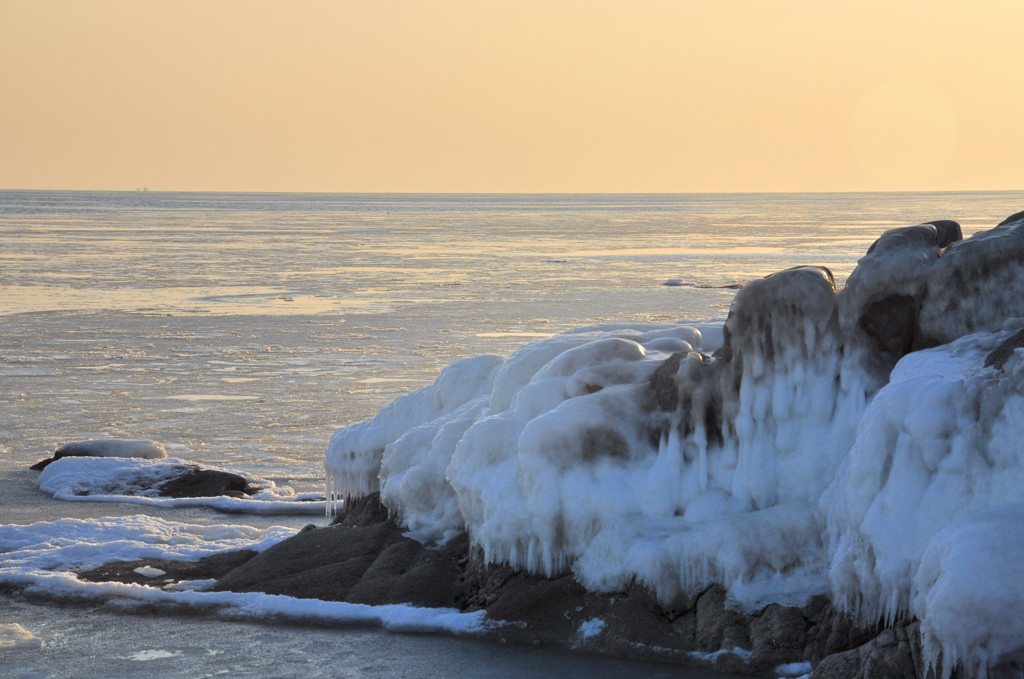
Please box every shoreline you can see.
[6,494,913,678]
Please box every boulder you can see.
[212,495,464,608]
[30,438,167,470]
[918,215,1024,343]
[156,467,254,498]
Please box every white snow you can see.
[775,661,812,678]
[577,617,605,639]
[687,646,752,664]
[325,237,1024,676]
[37,456,327,515]
[132,565,167,578]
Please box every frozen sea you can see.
[2,190,1022,678]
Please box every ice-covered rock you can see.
[838,221,961,374]
[324,212,1024,678]
[918,213,1024,344]
[825,326,1024,675]
[37,456,326,514]
[325,354,503,512]
[30,438,167,470]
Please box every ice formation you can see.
[59,438,167,458]
[325,213,1024,676]
[38,457,327,515]
[30,438,168,470]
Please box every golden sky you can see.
[2,0,1022,193]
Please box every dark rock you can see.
[78,549,257,585]
[927,220,964,248]
[483,571,589,643]
[856,294,918,359]
[213,521,402,600]
[838,221,965,379]
[918,217,1024,343]
[813,645,864,679]
[212,515,465,609]
[648,350,688,411]
[157,467,254,498]
[984,326,1024,371]
[331,492,391,527]
[749,604,808,670]
[865,221,961,256]
[695,585,750,652]
[345,537,462,607]
[477,570,696,663]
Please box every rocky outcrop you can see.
[184,494,1024,678]
[197,496,891,675]
[211,504,464,607]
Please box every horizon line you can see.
[3,187,1023,197]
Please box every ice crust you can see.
[325,216,1024,676]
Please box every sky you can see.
[1,0,1022,194]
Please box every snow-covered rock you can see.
[30,438,167,470]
